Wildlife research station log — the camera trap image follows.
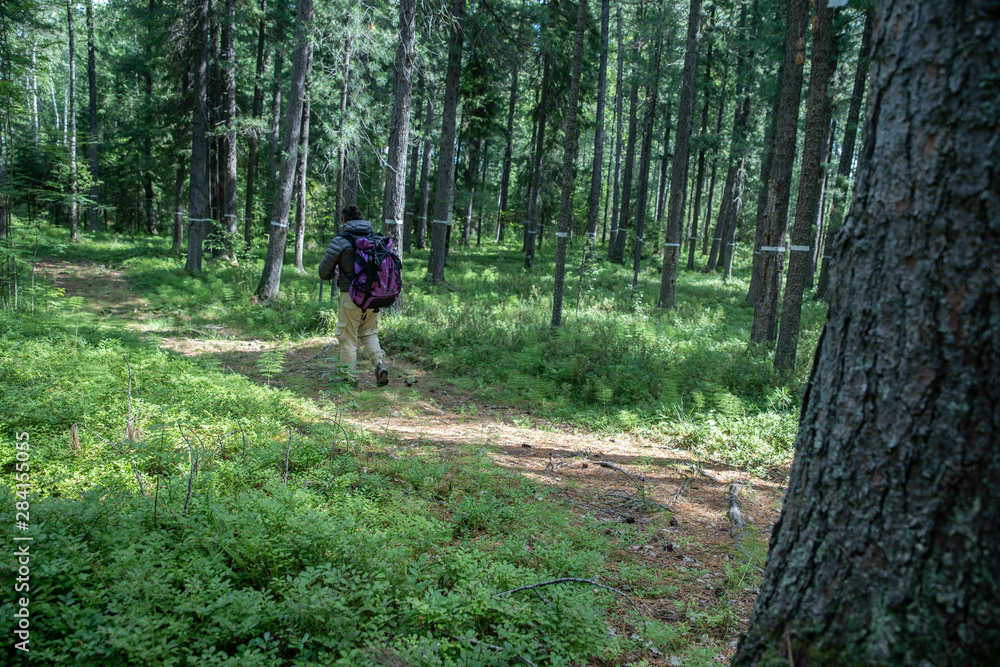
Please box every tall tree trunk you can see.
[496,64,517,244]
[220,0,237,257]
[427,0,464,283]
[208,8,221,253]
[266,49,283,214]
[415,82,434,249]
[333,38,350,223]
[67,0,78,241]
[687,24,713,271]
[173,155,186,248]
[632,33,662,292]
[460,135,479,247]
[87,0,100,234]
[243,0,267,250]
[184,0,210,272]
[734,2,1000,662]
[292,79,311,272]
[585,0,610,248]
[701,78,725,256]
[381,0,416,280]
[523,53,549,270]
[476,139,488,246]
[550,0,587,327]
[806,116,834,289]
[748,0,809,343]
[773,1,838,374]
[255,0,313,299]
[30,39,39,144]
[607,6,624,252]
[404,74,423,252]
[657,0,704,308]
[816,9,872,300]
[609,50,639,265]
[717,0,758,279]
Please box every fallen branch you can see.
[594,461,646,493]
[728,483,746,540]
[496,577,647,631]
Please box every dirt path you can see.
[40,257,789,664]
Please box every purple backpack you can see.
[347,233,402,311]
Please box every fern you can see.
[257,349,286,386]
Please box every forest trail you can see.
[40,257,791,663]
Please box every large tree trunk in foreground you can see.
[427,0,464,283]
[773,1,837,375]
[733,1,1000,664]
[184,0,210,272]
[657,0,703,308]
[382,0,416,280]
[550,0,586,327]
[255,0,313,299]
[748,0,809,342]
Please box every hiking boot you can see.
[375,362,389,387]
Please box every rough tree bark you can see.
[427,0,464,283]
[748,0,809,343]
[184,0,210,272]
[733,1,1000,662]
[657,0,703,308]
[87,0,100,234]
[774,0,838,374]
[67,0,78,241]
[550,0,587,327]
[816,9,872,300]
[255,0,313,299]
[381,0,416,283]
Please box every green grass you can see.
[1,219,828,663]
[18,219,824,472]
[0,304,628,665]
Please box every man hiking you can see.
[318,205,390,387]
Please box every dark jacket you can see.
[318,219,374,292]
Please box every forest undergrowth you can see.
[1,222,823,665]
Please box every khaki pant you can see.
[334,292,384,370]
